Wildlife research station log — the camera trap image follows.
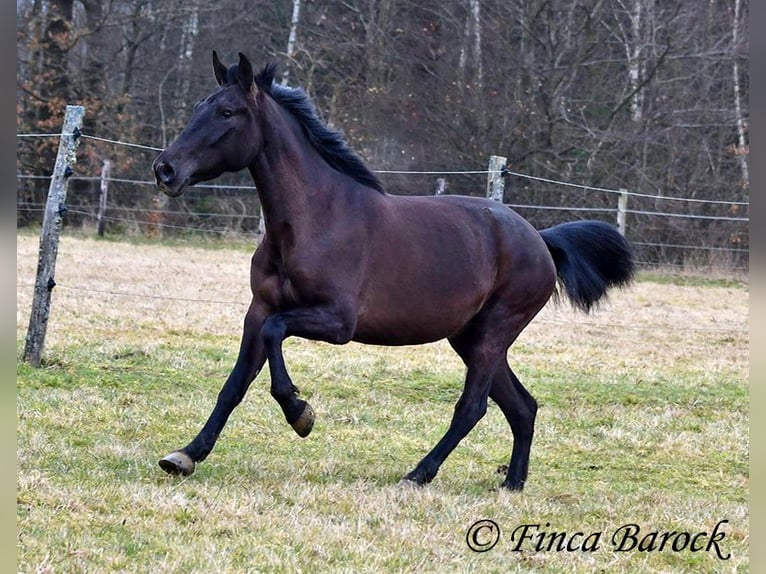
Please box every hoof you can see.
[402,469,432,486]
[290,401,315,438]
[398,476,424,489]
[501,479,525,492]
[159,451,195,476]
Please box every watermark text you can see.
[465,519,731,560]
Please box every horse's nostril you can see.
[156,162,176,186]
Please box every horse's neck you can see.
[248,112,337,237]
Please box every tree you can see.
[16,0,748,267]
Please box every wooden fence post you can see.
[486,155,507,202]
[617,189,628,236]
[146,192,165,238]
[23,105,85,367]
[97,159,110,237]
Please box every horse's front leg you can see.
[261,303,356,437]
[159,302,267,476]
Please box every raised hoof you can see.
[290,401,315,438]
[159,451,195,476]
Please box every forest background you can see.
[16,0,750,270]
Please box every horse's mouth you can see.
[157,178,190,198]
[158,183,185,198]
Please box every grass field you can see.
[17,233,748,573]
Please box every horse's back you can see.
[388,194,556,283]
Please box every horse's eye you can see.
[220,108,234,119]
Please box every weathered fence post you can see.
[486,155,507,202]
[617,189,628,236]
[434,177,446,195]
[146,193,165,238]
[97,159,110,237]
[23,105,85,367]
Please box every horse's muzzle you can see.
[152,159,186,197]
[154,160,176,186]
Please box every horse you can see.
[152,51,634,491]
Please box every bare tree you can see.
[15,0,748,265]
[731,0,749,190]
[281,0,301,85]
[458,0,483,90]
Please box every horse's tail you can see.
[539,220,634,313]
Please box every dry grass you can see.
[16,234,748,376]
[17,233,748,573]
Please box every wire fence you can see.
[14,278,748,336]
[16,131,749,273]
[16,130,749,355]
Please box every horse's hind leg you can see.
[489,362,537,490]
[403,328,507,486]
[159,302,267,476]
[403,361,497,486]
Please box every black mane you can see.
[254,63,384,193]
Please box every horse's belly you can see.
[352,288,486,346]
[351,321,454,346]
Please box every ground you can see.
[17,233,748,573]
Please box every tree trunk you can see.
[178,5,199,111]
[731,0,749,190]
[459,0,483,90]
[281,0,302,85]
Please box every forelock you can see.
[225,64,239,86]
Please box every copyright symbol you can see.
[466,519,500,553]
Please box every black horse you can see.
[152,52,634,490]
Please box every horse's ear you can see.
[212,50,227,86]
[254,61,278,94]
[237,52,254,94]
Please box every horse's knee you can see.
[261,316,285,347]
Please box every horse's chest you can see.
[278,275,302,306]
[254,237,313,309]
[255,270,303,309]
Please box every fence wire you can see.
[16,131,749,271]
[15,281,749,335]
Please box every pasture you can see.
[17,232,748,573]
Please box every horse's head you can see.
[153,51,266,197]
